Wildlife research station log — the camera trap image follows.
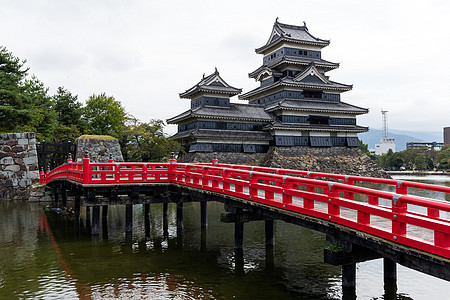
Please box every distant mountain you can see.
[359,129,443,151]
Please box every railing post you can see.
[108,153,114,163]
[282,177,292,205]
[392,194,407,238]
[327,183,340,218]
[40,167,45,184]
[169,152,177,183]
[82,151,91,184]
[212,152,218,165]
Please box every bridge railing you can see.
[41,158,450,258]
[212,163,450,201]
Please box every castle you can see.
[167,19,368,154]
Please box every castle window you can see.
[303,90,322,99]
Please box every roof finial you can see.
[214,66,218,74]
[303,21,306,27]
[275,17,279,23]
[203,73,205,79]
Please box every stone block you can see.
[23,156,37,165]
[7,133,17,139]
[0,157,14,165]
[1,146,11,152]
[17,139,28,146]
[6,140,18,146]
[18,179,32,187]
[28,170,40,179]
[27,150,37,157]
[12,146,24,153]
[29,138,36,145]
[5,165,20,172]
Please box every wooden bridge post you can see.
[384,258,397,288]
[234,208,244,250]
[342,263,356,299]
[102,205,108,238]
[125,204,133,234]
[54,187,59,206]
[163,202,169,236]
[144,203,150,238]
[73,187,81,222]
[91,205,100,235]
[61,184,67,208]
[201,201,207,229]
[177,202,183,230]
[265,219,274,247]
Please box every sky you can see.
[2,0,449,136]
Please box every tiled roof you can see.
[265,99,368,115]
[179,68,242,99]
[239,77,352,100]
[256,19,330,54]
[167,103,273,124]
[170,129,272,141]
[264,120,368,133]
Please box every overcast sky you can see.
[2,0,449,135]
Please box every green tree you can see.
[83,93,126,137]
[414,153,428,170]
[436,145,450,170]
[52,87,86,142]
[0,47,57,140]
[0,46,32,131]
[121,118,180,162]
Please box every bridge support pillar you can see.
[265,220,274,247]
[144,203,150,219]
[201,201,207,229]
[342,263,356,299]
[125,204,133,233]
[61,185,67,208]
[54,188,59,206]
[102,205,108,238]
[74,188,81,222]
[177,202,183,230]
[144,203,150,238]
[91,205,100,235]
[383,258,397,294]
[163,203,169,236]
[234,208,244,250]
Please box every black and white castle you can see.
[167,19,368,154]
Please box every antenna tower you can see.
[381,110,388,140]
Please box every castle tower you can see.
[239,19,368,147]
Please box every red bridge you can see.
[41,155,450,295]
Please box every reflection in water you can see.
[0,176,449,299]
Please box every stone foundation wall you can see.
[178,146,389,178]
[0,133,40,200]
[75,136,124,162]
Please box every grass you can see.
[77,135,116,140]
[325,242,344,252]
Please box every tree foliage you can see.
[120,118,180,162]
[83,93,126,137]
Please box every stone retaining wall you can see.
[0,133,40,200]
[75,136,124,162]
[178,146,389,178]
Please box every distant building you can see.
[374,110,395,155]
[406,142,443,151]
[444,127,450,145]
[167,19,368,153]
[374,139,396,155]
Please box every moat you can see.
[0,176,449,299]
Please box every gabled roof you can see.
[264,120,368,133]
[248,66,283,81]
[239,75,352,100]
[166,103,273,124]
[268,55,339,71]
[256,19,330,54]
[170,129,272,141]
[179,68,242,99]
[265,99,368,115]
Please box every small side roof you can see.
[256,19,330,54]
[167,103,273,124]
[265,99,368,115]
[179,68,242,99]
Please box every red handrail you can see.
[41,158,450,258]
